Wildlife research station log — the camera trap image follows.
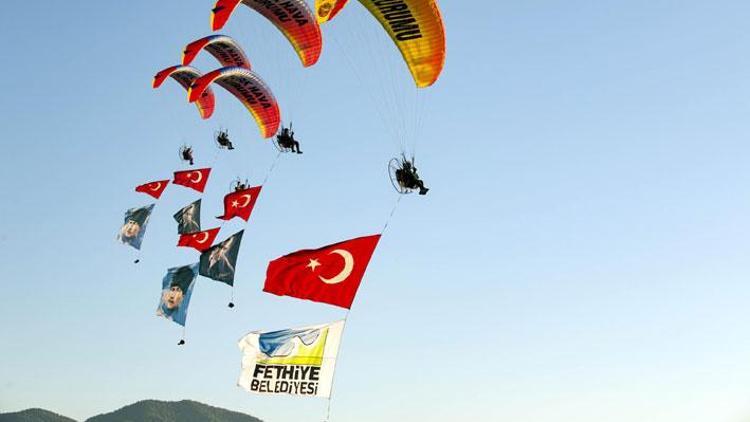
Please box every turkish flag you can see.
[217,186,262,222]
[173,168,211,193]
[263,234,381,309]
[177,227,220,252]
[135,180,169,199]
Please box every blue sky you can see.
[2,1,750,421]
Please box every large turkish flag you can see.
[263,234,381,309]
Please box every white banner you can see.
[237,320,345,398]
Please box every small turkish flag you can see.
[177,227,220,252]
[217,186,262,222]
[263,234,381,309]
[135,180,169,199]
[173,168,211,193]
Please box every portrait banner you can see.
[156,263,199,327]
[117,204,155,250]
[199,230,244,286]
[174,199,202,234]
[237,320,345,398]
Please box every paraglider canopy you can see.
[210,0,323,67]
[153,65,216,119]
[182,34,252,69]
[188,67,281,139]
[333,0,447,88]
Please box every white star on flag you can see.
[306,258,321,271]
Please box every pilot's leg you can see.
[416,180,428,195]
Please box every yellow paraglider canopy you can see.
[353,0,447,88]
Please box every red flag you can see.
[263,234,381,309]
[217,186,262,222]
[135,180,169,199]
[173,168,211,193]
[177,227,221,252]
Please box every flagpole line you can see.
[325,397,333,422]
[212,164,261,310]
[213,218,233,307]
[262,150,283,186]
[133,198,161,264]
[380,194,403,235]
[322,317,349,422]
[136,183,166,261]
[210,143,221,168]
[213,155,268,309]
[208,148,223,185]
[320,195,401,416]
[143,200,161,256]
[322,196,401,418]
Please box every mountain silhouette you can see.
[0,408,75,422]
[0,400,262,422]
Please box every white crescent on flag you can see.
[195,231,211,244]
[319,249,354,285]
[188,171,203,183]
[239,194,252,208]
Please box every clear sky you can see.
[2,1,750,421]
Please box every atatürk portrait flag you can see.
[135,180,170,199]
[117,204,155,250]
[263,234,381,309]
[199,230,244,286]
[156,263,199,327]
[173,168,211,193]
[174,199,202,234]
[217,186,262,222]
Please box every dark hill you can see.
[0,408,76,422]
[84,400,262,422]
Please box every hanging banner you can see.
[156,263,199,327]
[199,230,244,286]
[174,199,202,235]
[117,204,155,250]
[237,320,345,398]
